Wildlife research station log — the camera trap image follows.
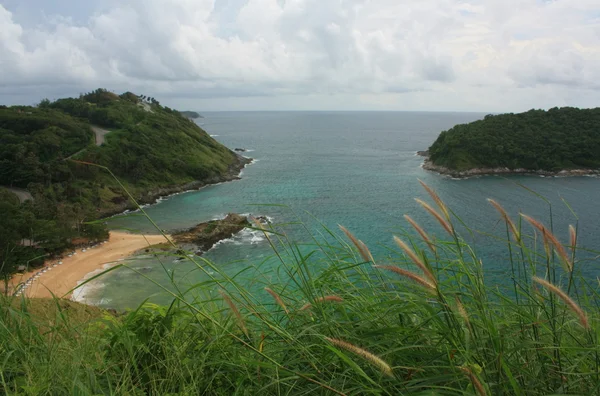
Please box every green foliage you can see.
[1,185,600,394]
[0,89,239,277]
[429,107,600,170]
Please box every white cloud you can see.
[0,0,599,111]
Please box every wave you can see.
[216,228,266,248]
[71,258,130,304]
[239,213,274,224]
[210,134,219,137]
[71,264,113,303]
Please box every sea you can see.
[78,112,600,309]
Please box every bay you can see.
[85,112,600,308]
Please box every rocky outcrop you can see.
[173,213,251,252]
[421,157,600,178]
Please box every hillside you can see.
[0,89,248,279]
[426,107,600,175]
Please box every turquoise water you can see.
[84,112,600,308]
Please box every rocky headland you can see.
[420,153,600,178]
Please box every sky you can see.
[1,0,600,112]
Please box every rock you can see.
[173,213,251,252]
[416,150,429,157]
[254,215,271,224]
[234,148,247,152]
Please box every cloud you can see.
[0,0,599,111]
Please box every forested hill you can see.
[427,107,600,171]
[0,89,246,279]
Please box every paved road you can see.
[91,126,110,145]
[1,187,33,203]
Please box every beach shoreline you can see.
[7,232,170,300]
[100,154,252,218]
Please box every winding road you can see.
[1,187,33,203]
[3,126,110,203]
[91,126,110,146]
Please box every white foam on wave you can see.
[210,134,219,137]
[207,226,268,253]
[211,213,228,221]
[239,213,275,224]
[232,228,265,245]
[71,258,130,304]
[71,263,113,304]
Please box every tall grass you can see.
[1,178,599,395]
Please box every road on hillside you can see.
[1,187,33,203]
[91,126,110,145]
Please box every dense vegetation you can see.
[428,107,600,171]
[0,89,240,281]
[2,184,599,394]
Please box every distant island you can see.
[179,111,203,119]
[422,107,600,177]
[0,89,249,280]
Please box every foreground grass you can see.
[2,182,600,395]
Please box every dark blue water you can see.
[82,112,600,308]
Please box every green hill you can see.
[427,107,600,172]
[0,89,248,278]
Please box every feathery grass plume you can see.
[374,265,436,293]
[532,276,589,329]
[252,217,272,243]
[418,179,449,219]
[455,296,471,329]
[404,215,436,252]
[459,367,486,396]
[264,287,289,314]
[521,214,572,271]
[569,224,577,249]
[393,236,437,286]
[325,337,393,377]
[219,289,249,337]
[339,225,374,263]
[300,295,344,311]
[415,198,454,236]
[487,199,521,242]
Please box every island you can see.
[422,107,600,177]
[0,89,250,281]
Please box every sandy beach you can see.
[8,231,170,299]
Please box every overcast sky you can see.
[1,0,599,112]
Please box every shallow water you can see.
[83,112,600,309]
